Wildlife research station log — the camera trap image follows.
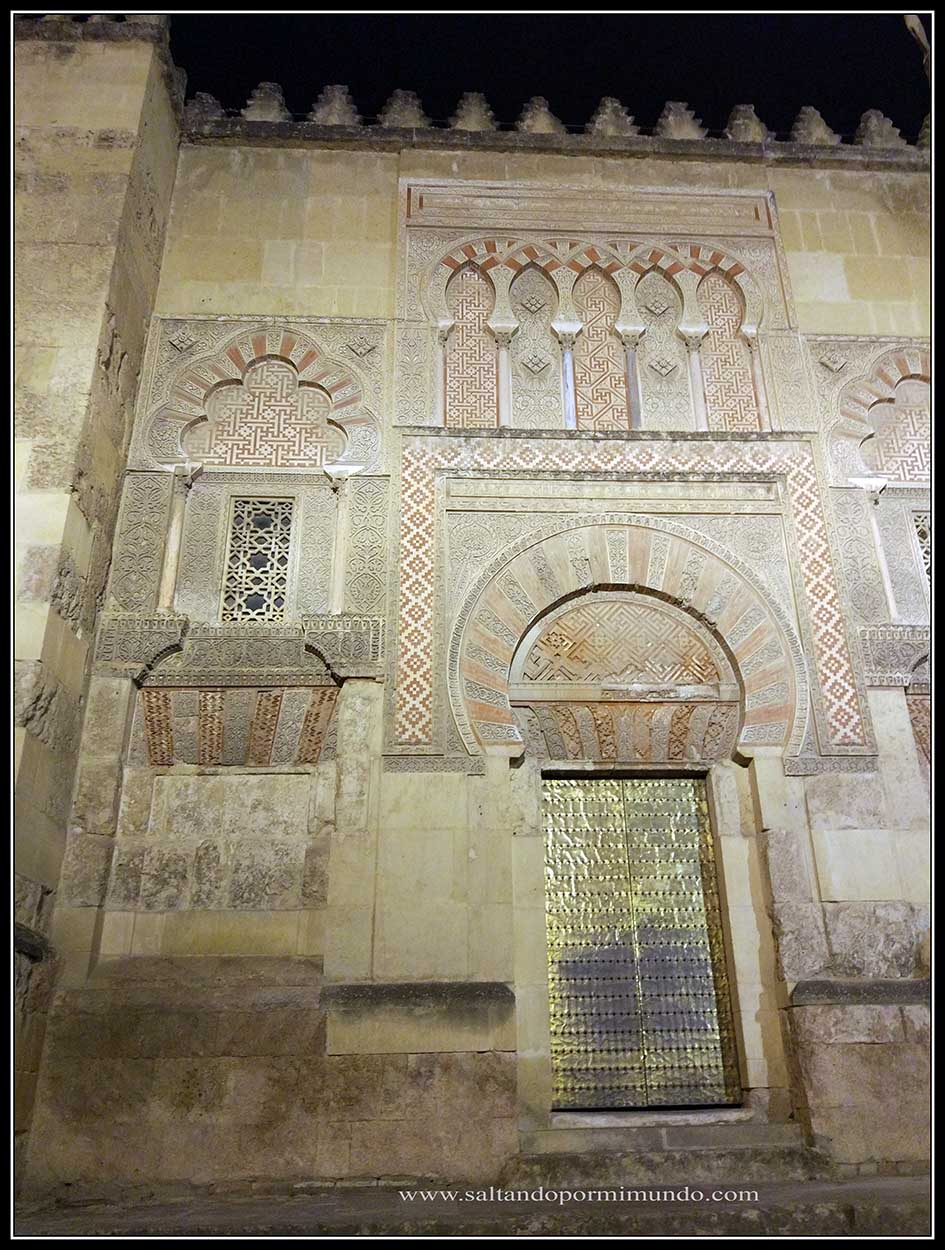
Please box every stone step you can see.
[521,1115,805,1157]
[14,1177,931,1237]
[501,1143,838,1187]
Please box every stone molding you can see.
[858,625,930,687]
[321,982,515,1009]
[94,614,385,683]
[791,978,930,1006]
[178,116,929,171]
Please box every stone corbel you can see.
[94,613,188,680]
[301,614,386,678]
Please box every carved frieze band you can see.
[858,626,930,687]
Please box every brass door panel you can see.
[544,776,741,1110]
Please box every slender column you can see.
[681,330,710,432]
[621,331,645,431]
[559,332,578,430]
[494,330,513,428]
[435,326,450,426]
[745,333,772,431]
[157,465,200,611]
[325,468,355,614]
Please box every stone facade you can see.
[15,15,929,1196]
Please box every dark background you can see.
[161,12,932,141]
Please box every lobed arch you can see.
[827,345,931,484]
[139,325,379,472]
[447,515,808,759]
[427,235,766,339]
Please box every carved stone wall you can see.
[509,266,563,429]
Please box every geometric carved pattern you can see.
[906,693,930,768]
[914,512,931,586]
[182,359,346,468]
[108,473,173,612]
[222,498,294,623]
[296,687,340,764]
[140,689,174,766]
[444,266,498,429]
[522,600,719,685]
[525,700,739,764]
[636,270,690,431]
[397,438,857,753]
[344,477,389,613]
[573,266,629,431]
[861,392,931,484]
[136,684,338,767]
[510,266,563,428]
[697,271,760,433]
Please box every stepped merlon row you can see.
[185,85,929,150]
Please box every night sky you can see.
[166,13,931,142]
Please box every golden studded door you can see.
[544,775,741,1110]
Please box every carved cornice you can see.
[94,615,385,684]
[859,625,930,687]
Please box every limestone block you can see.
[901,1003,930,1045]
[70,758,123,837]
[378,771,467,832]
[374,899,468,980]
[100,836,146,908]
[797,1039,929,1110]
[804,773,887,833]
[323,903,373,980]
[301,841,330,906]
[405,1051,516,1121]
[221,775,310,841]
[377,824,458,902]
[811,829,901,902]
[99,910,134,956]
[809,1102,929,1164]
[325,985,515,1056]
[115,768,153,839]
[792,1004,904,1045]
[870,688,931,832]
[823,901,925,977]
[770,901,830,983]
[161,911,301,957]
[468,902,514,980]
[758,828,815,902]
[58,831,114,907]
[139,846,193,911]
[227,840,302,910]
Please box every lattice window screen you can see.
[914,512,931,587]
[221,497,294,622]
